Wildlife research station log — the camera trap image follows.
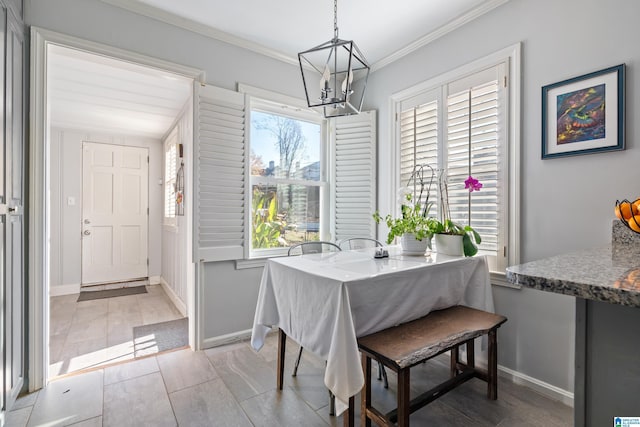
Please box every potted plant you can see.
[373,164,438,253]
[433,173,482,257]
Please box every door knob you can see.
[83,230,91,235]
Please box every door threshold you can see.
[81,278,149,291]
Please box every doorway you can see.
[30,28,203,385]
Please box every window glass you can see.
[250,109,323,253]
[164,130,178,223]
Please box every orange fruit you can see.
[628,215,640,232]
[616,202,637,220]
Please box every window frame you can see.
[390,43,521,276]
[163,126,179,228]
[239,84,329,259]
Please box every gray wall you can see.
[49,128,163,292]
[367,0,639,393]
[28,0,640,397]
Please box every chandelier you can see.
[298,0,370,118]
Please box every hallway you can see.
[49,285,185,378]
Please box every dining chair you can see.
[287,241,341,256]
[287,240,341,415]
[338,237,383,250]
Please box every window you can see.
[393,46,520,274]
[249,101,326,257]
[164,128,178,226]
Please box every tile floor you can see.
[49,284,185,378]
[7,332,573,426]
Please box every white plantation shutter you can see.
[331,111,377,242]
[393,59,511,272]
[399,96,439,216]
[194,83,247,261]
[445,66,504,263]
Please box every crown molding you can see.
[100,0,511,74]
[99,0,299,67]
[370,0,511,72]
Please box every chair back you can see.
[288,241,342,256]
[339,237,383,250]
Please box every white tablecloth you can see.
[251,247,493,415]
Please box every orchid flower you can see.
[464,176,483,192]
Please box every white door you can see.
[82,142,149,285]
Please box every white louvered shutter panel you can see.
[331,111,377,242]
[446,68,501,255]
[399,95,439,216]
[194,83,247,261]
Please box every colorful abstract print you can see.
[556,84,605,145]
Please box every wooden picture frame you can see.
[542,64,625,159]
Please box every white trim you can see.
[490,272,521,290]
[372,0,512,71]
[98,0,509,73]
[29,26,48,392]
[49,284,81,296]
[235,258,267,270]
[99,0,298,67]
[498,364,574,407]
[32,27,205,83]
[29,26,204,391]
[159,277,187,317]
[202,329,253,349]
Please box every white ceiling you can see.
[48,44,193,139]
[106,0,510,69]
[48,0,509,140]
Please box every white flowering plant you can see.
[373,165,438,244]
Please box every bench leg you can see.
[361,353,372,427]
[277,328,286,390]
[488,329,498,400]
[343,396,355,427]
[397,368,410,427]
[466,339,475,369]
[450,345,459,377]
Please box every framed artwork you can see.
[542,64,625,159]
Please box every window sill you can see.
[235,258,268,270]
[490,271,521,289]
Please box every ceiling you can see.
[48,44,193,139]
[106,0,510,69]
[47,0,509,140]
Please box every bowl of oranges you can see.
[615,199,640,233]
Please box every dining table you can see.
[250,246,494,418]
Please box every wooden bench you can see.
[356,305,507,426]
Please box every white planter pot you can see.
[400,233,431,255]
[435,233,464,256]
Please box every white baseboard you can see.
[202,329,253,349]
[498,364,574,407]
[149,275,161,285]
[49,283,80,296]
[159,277,187,317]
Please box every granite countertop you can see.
[506,245,640,307]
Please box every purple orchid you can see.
[464,176,483,192]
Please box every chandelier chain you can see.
[333,0,338,40]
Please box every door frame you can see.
[29,26,205,391]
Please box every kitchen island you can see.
[506,231,640,426]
